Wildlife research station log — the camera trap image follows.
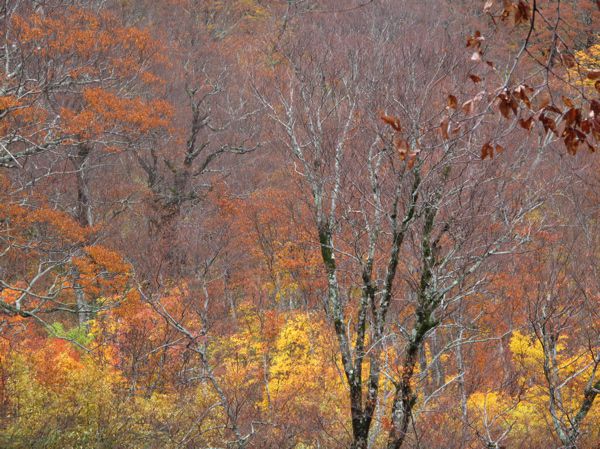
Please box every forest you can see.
[0,0,599,448]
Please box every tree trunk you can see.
[71,144,93,325]
[72,144,93,227]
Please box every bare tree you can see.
[256,2,545,447]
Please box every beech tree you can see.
[256,1,572,447]
[0,0,169,326]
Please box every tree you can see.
[257,2,547,447]
[1,1,599,448]
[0,0,169,326]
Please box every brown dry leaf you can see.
[381,114,402,132]
[564,108,581,127]
[514,0,530,24]
[519,117,534,130]
[447,95,458,109]
[466,31,484,48]
[498,99,511,119]
[539,113,558,135]
[563,127,579,155]
[440,118,450,140]
[481,142,494,159]
[581,119,591,134]
[513,85,531,109]
[469,74,482,83]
